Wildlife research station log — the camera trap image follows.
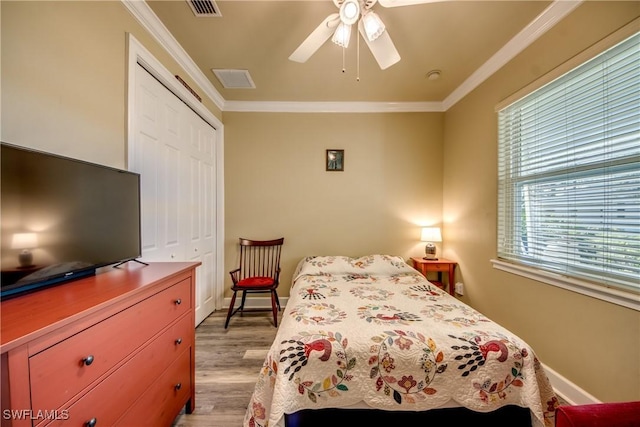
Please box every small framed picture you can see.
[326,149,344,171]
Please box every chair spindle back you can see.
[238,238,284,281]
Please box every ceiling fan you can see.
[289,0,448,70]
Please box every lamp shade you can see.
[332,22,352,48]
[362,11,385,41]
[11,233,38,249]
[420,227,442,243]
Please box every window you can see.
[496,32,639,307]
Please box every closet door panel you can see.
[132,64,217,324]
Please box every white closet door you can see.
[132,64,216,325]
[184,110,216,325]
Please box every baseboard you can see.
[221,297,599,406]
[224,296,289,310]
[542,363,601,405]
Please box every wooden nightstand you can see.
[410,257,457,296]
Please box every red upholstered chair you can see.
[224,237,284,329]
[555,402,640,427]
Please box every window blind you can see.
[497,32,640,295]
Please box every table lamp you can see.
[11,232,38,267]
[420,227,442,260]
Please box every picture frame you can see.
[326,149,344,171]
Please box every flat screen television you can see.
[1,142,142,298]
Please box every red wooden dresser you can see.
[1,262,199,427]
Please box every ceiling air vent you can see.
[187,0,221,17]
[212,69,256,89]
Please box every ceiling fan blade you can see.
[289,13,341,63]
[358,20,400,70]
[378,0,451,7]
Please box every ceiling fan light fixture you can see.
[289,0,401,71]
[362,11,385,41]
[332,22,352,48]
[340,0,360,25]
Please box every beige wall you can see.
[0,1,221,169]
[442,1,640,402]
[1,0,223,274]
[224,112,444,297]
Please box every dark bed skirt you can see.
[285,405,533,427]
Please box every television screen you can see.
[1,143,141,298]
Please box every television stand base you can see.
[113,258,149,268]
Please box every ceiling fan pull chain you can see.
[357,33,360,82]
[342,45,346,73]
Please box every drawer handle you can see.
[82,355,95,366]
[174,382,182,391]
[174,298,182,305]
[85,418,97,427]
[175,338,183,345]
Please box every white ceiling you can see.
[137,0,582,111]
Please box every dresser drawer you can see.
[427,263,450,272]
[41,314,192,427]
[115,348,192,427]
[29,277,191,412]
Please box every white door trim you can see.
[126,33,225,312]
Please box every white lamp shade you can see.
[11,233,38,249]
[332,22,352,48]
[420,227,442,243]
[362,11,385,41]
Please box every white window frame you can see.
[492,23,640,312]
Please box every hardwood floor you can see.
[172,310,282,427]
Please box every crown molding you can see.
[123,0,581,114]
[223,101,445,113]
[442,0,582,110]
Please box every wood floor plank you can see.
[172,310,281,427]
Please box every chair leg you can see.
[225,290,238,329]
[274,292,281,311]
[271,290,279,328]
[239,291,247,316]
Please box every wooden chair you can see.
[225,237,284,329]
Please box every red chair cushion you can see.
[238,277,275,287]
[556,402,640,427]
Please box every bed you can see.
[244,255,558,427]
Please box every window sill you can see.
[490,259,640,312]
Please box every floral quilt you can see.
[245,255,558,427]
